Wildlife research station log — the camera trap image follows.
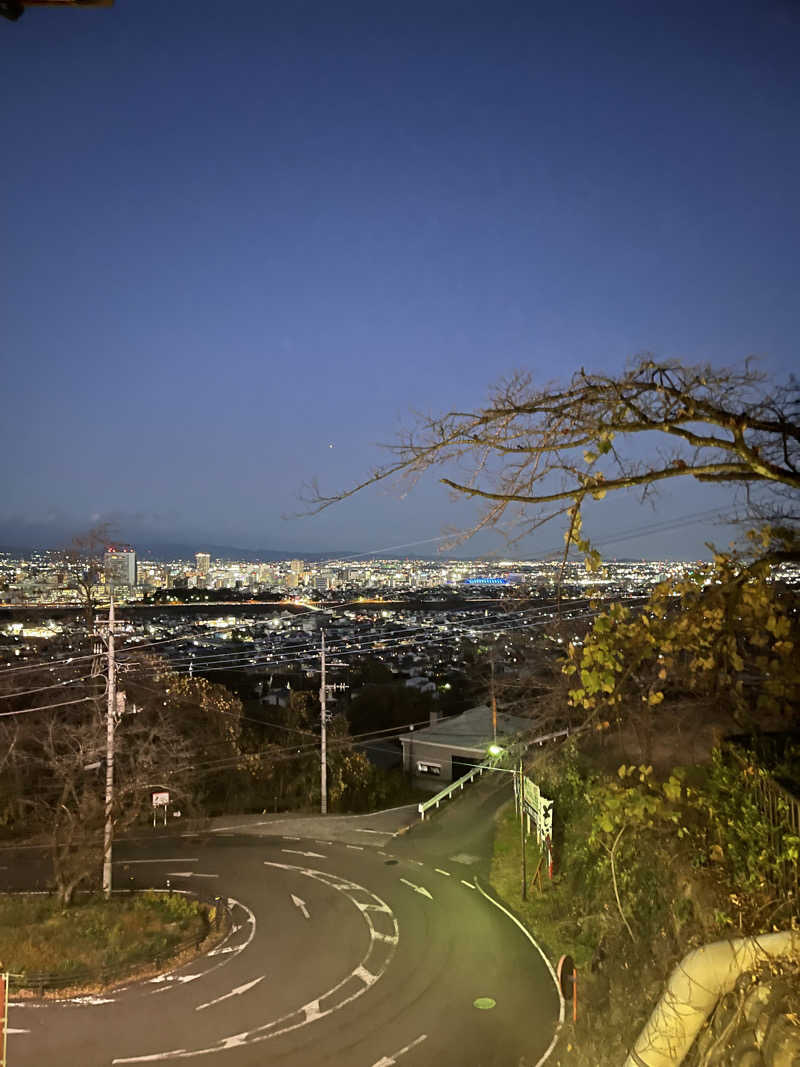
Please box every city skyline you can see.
[3,2,798,559]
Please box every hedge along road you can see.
[3,784,562,1066]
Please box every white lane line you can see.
[371,1033,428,1066]
[195,975,265,1012]
[399,878,433,901]
[281,849,326,859]
[346,844,364,851]
[291,893,310,920]
[114,1049,187,1062]
[7,1028,31,1034]
[434,868,451,877]
[460,880,475,890]
[115,859,198,865]
[314,840,332,846]
[354,828,390,835]
[473,879,564,1067]
[113,865,398,1063]
[165,872,219,879]
[282,835,301,841]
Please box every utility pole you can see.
[102,596,116,900]
[519,756,527,902]
[319,629,327,815]
[490,656,497,745]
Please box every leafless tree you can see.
[62,524,112,638]
[308,357,799,559]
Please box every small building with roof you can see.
[399,705,531,789]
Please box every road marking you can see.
[461,880,475,890]
[165,871,219,879]
[355,828,390,835]
[473,879,564,1067]
[114,864,398,1063]
[304,1000,321,1021]
[353,964,378,988]
[371,1033,428,1066]
[7,1028,31,1034]
[346,844,364,850]
[115,858,198,865]
[315,840,332,846]
[371,929,399,945]
[195,975,265,1012]
[282,849,326,859]
[282,835,301,841]
[411,859,424,866]
[291,893,310,919]
[434,868,451,876]
[114,1049,187,1062]
[162,897,256,974]
[399,877,433,900]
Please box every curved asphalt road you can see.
[4,778,561,1066]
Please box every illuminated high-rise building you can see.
[196,552,211,576]
[104,545,137,588]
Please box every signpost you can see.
[152,790,169,828]
[519,774,554,876]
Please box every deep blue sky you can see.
[2,1,798,559]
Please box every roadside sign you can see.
[152,791,169,828]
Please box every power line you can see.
[0,696,97,718]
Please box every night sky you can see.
[2,1,798,559]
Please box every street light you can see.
[488,744,503,757]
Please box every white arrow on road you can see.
[291,893,310,920]
[165,871,219,879]
[281,849,326,859]
[399,878,433,900]
[195,975,265,1011]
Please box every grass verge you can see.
[0,891,213,992]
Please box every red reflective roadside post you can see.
[1,971,8,1067]
[557,955,578,1023]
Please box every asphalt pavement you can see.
[2,777,562,1066]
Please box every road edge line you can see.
[473,877,565,1067]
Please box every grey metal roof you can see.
[399,704,532,753]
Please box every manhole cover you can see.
[474,997,496,1010]
[384,859,399,865]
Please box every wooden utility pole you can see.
[102,596,116,899]
[320,629,327,815]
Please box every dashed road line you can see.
[434,868,451,876]
[460,880,475,890]
[371,1033,428,1066]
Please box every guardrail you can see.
[418,758,497,820]
[416,727,571,821]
